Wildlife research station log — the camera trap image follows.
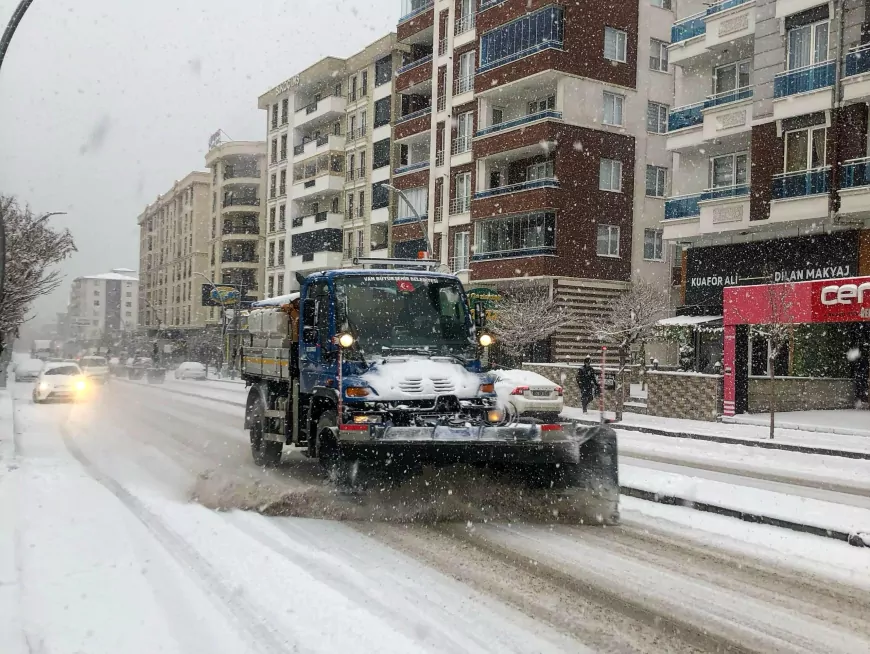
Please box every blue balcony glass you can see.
[671,13,705,43]
[475,110,562,137]
[396,54,433,75]
[398,0,433,24]
[771,168,830,199]
[774,61,835,98]
[700,185,750,201]
[667,103,703,132]
[395,106,432,124]
[665,194,701,219]
[706,0,752,16]
[841,158,870,188]
[704,86,753,109]
[845,45,870,77]
[473,178,560,200]
[394,160,430,176]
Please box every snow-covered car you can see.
[492,368,564,421]
[79,355,110,383]
[32,362,89,403]
[174,361,207,380]
[14,359,44,382]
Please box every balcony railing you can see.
[845,43,870,78]
[296,91,343,115]
[452,136,471,155]
[671,12,705,43]
[293,144,305,156]
[706,0,752,16]
[454,75,473,95]
[438,39,447,56]
[842,156,870,188]
[473,178,559,200]
[224,168,261,180]
[434,207,443,223]
[476,38,563,74]
[394,160,430,175]
[356,167,366,179]
[700,184,750,201]
[449,196,471,214]
[667,102,704,132]
[455,14,475,35]
[435,150,444,167]
[221,255,260,264]
[396,106,432,124]
[774,60,835,98]
[223,197,261,208]
[397,54,433,75]
[664,194,701,220]
[450,256,470,273]
[704,86,753,109]
[437,95,446,112]
[394,213,428,225]
[771,167,830,200]
[348,126,367,142]
[347,88,367,103]
[346,170,355,181]
[222,224,260,235]
[398,0,433,24]
[475,109,562,137]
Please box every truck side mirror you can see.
[474,301,486,329]
[302,298,316,327]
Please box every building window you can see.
[281,98,288,124]
[452,231,470,272]
[358,191,365,217]
[375,55,392,86]
[650,0,672,8]
[604,27,627,63]
[596,224,620,257]
[479,6,564,70]
[271,103,278,129]
[279,205,286,230]
[599,159,622,192]
[94,300,100,306]
[125,302,132,308]
[711,152,749,187]
[527,95,555,114]
[474,211,555,257]
[280,134,287,160]
[650,38,669,72]
[269,207,276,232]
[643,229,664,261]
[647,102,669,134]
[370,223,388,250]
[785,126,826,172]
[270,173,276,198]
[277,274,284,295]
[373,139,391,169]
[492,107,504,125]
[645,165,668,197]
[271,138,278,163]
[526,160,554,181]
[372,181,390,210]
[374,97,391,128]
[714,59,752,97]
[268,276,275,298]
[268,241,275,267]
[396,187,427,221]
[603,92,624,126]
[787,20,829,71]
[279,169,286,195]
[278,239,285,264]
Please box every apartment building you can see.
[67,269,139,343]
[257,35,401,295]
[663,0,870,389]
[137,172,212,334]
[393,0,676,359]
[204,139,267,319]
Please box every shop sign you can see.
[815,280,870,322]
[685,231,860,308]
[201,284,242,307]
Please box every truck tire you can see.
[249,397,283,467]
[315,411,366,489]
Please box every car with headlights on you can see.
[80,355,110,384]
[14,358,44,382]
[492,368,564,422]
[32,362,89,403]
[174,361,207,380]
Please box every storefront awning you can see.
[658,315,722,327]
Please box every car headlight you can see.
[38,382,50,392]
[74,379,87,392]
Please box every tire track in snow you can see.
[58,422,302,654]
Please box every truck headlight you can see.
[487,409,503,423]
[479,333,493,347]
[338,333,355,348]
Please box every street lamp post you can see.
[382,183,431,258]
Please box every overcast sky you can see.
[0,0,399,327]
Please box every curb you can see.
[722,416,870,438]
[621,486,868,548]
[569,417,870,461]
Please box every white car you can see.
[14,359,44,382]
[492,369,564,421]
[33,362,90,403]
[174,361,207,380]
[80,355,110,383]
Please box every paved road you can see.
[4,379,870,653]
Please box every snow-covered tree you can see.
[487,283,576,363]
[585,278,669,421]
[0,197,76,355]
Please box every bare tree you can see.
[586,278,670,421]
[487,283,576,363]
[0,196,76,356]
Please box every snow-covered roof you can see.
[80,272,139,282]
[657,315,722,327]
[252,292,300,307]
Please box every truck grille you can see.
[398,378,423,393]
[432,378,455,393]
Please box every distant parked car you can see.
[492,369,564,422]
[15,359,44,382]
[80,355,110,384]
[174,362,207,380]
[33,362,89,403]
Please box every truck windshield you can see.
[335,275,474,357]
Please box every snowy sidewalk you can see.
[0,387,14,464]
[564,407,870,457]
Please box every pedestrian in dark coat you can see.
[576,356,599,414]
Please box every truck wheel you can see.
[316,411,365,489]
[249,397,282,467]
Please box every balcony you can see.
[476,37,564,75]
[394,160,430,176]
[669,1,755,65]
[839,157,870,218]
[394,106,432,140]
[455,14,475,36]
[394,212,427,226]
[699,185,751,233]
[671,12,705,44]
[437,95,446,112]
[434,207,443,223]
[473,178,559,200]
[397,54,433,76]
[454,75,473,98]
[294,93,346,129]
[347,126,367,143]
[702,87,753,141]
[292,172,345,199]
[452,136,471,156]
[222,196,261,211]
[770,167,830,223]
[223,168,261,182]
[479,0,506,10]
[666,102,704,152]
[843,45,870,102]
[476,110,562,138]
[293,134,345,162]
[292,211,340,231]
[435,150,444,167]
[449,197,470,215]
[396,106,432,125]
[398,0,433,24]
[396,56,433,92]
[664,194,701,220]
[773,61,834,121]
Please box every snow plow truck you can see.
[240,259,619,523]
